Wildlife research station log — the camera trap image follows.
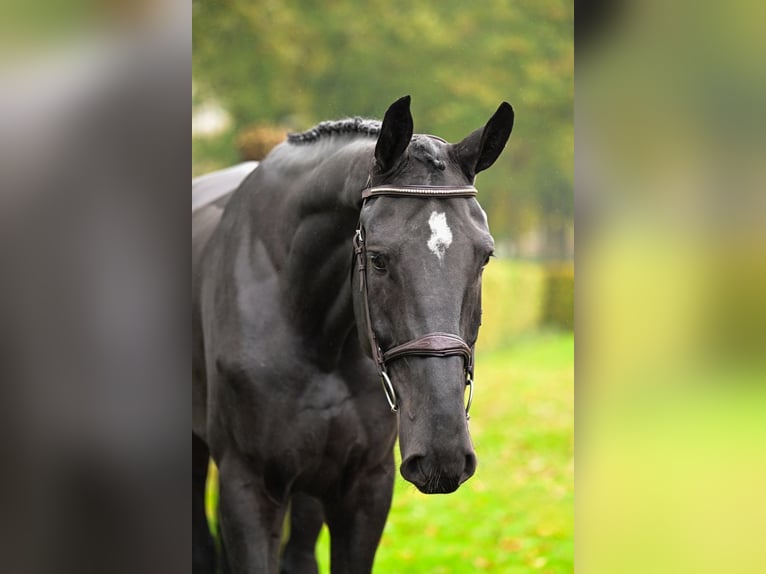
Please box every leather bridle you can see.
[354,183,480,419]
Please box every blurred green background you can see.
[194,1,573,572]
[578,1,766,572]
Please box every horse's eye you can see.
[482,253,494,268]
[370,253,387,272]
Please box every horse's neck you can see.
[277,140,372,368]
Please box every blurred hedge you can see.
[480,259,574,351]
[479,260,544,350]
[543,263,575,330]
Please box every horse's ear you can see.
[452,102,514,178]
[375,95,414,173]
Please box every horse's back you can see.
[192,161,260,268]
[192,161,258,212]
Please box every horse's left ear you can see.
[375,95,414,173]
[452,102,514,179]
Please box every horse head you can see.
[352,96,514,493]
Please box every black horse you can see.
[192,96,514,573]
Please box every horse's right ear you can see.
[452,102,514,179]
[375,95,414,173]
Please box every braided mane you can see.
[287,117,381,144]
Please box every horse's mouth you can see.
[403,462,462,494]
[413,475,461,495]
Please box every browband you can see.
[362,185,478,200]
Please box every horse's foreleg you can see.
[218,455,287,574]
[280,492,324,574]
[324,456,395,574]
[193,434,216,574]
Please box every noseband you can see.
[354,184,479,419]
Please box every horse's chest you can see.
[219,357,386,462]
[251,367,390,494]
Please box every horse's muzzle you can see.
[400,451,477,494]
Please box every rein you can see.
[354,184,479,419]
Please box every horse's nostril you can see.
[400,455,424,483]
[462,453,477,482]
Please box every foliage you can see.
[192,0,573,249]
[236,124,287,161]
[192,129,241,178]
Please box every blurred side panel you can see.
[577,0,766,572]
[0,1,189,573]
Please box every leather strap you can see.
[362,185,477,200]
[383,332,472,364]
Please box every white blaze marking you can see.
[427,211,453,262]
